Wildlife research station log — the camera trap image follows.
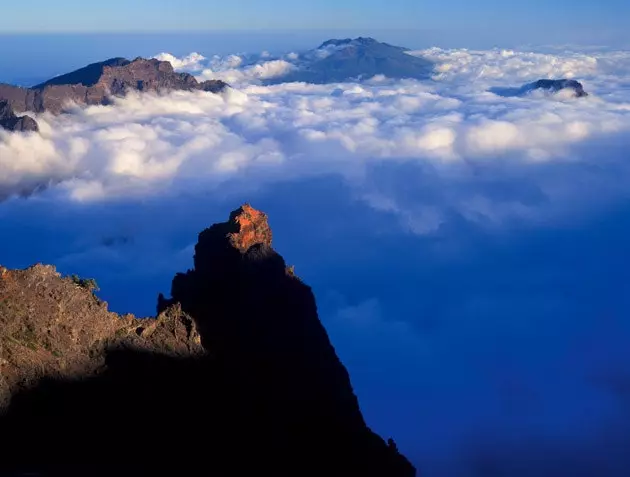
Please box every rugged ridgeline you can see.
[0,265,204,408]
[0,57,228,132]
[0,205,416,477]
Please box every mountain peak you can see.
[227,203,273,252]
[271,37,432,85]
[318,37,380,49]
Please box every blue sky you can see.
[1,0,629,36]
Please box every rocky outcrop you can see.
[0,264,202,407]
[491,78,589,99]
[0,99,38,132]
[0,56,228,131]
[0,205,416,477]
[524,79,588,97]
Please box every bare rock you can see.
[0,263,203,407]
[0,100,38,133]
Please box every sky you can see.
[1,0,629,47]
[3,37,630,476]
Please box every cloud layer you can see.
[2,46,630,233]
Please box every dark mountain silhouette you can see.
[490,78,589,98]
[0,57,228,132]
[0,204,416,477]
[269,37,434,84]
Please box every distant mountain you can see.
[0,57,228,132]
[524,79,588,97]
[491,79,589,98]
[0,204,416,477]
[269,37,434,84]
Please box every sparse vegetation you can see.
[70,274,99,292]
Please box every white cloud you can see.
[196,59,295,86]
[1,47,630,233]
[411,47,601,83]
[152,52,207,72]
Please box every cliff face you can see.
[0,57,228,131]
[0,100,38,133]
[0,205,416,477]
[164,205,369,425]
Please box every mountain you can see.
[0,57,228,132]
[0,204,416,477]
[524,79,588,97]
[490,78,589,98]
[269,37,434,84]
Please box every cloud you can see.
[411,47,600,83]
[153,50,296,86]
[195,58,295,86]
[2,46,630,234]
[152,52,207,71]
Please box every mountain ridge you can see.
[0,56,229,132]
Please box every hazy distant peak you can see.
[319,37,380,48]
[271,37,433,84]
[317,37,407,52]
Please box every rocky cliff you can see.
[0,100,38,133]
[0,204,416,477]
[0,57,228,131]
[0,264,203,408]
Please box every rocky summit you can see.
[0,204,416,477]
[0,56,228,132]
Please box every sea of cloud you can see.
[2,46,630,476]
[3,47,630,231]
